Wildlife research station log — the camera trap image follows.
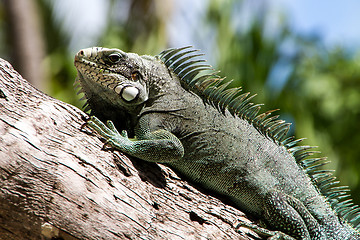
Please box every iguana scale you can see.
[74,46,360,240]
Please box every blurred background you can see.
[1,0,360,203]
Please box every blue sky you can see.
[279,0,360,48]
[57,0,360,52]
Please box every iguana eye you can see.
[131,71,140,81]
[108,53,121,63]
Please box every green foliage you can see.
[37,0,78,106]
[99,0,167,55]
[205,0,360,202]
[206,1,293,105]
[288,49,360,202]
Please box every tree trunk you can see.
[0,58,260,240]
[3,0,45,90]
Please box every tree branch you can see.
[0,58,260,240]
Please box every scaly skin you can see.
[74,47,360,240]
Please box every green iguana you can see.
[74,46,360,240]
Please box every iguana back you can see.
[74,46,360,239]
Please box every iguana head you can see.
[74,47,150,109]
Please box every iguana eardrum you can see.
[74,46,360,240]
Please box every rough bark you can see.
[0,58,261,240]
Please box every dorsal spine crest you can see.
[157,46,360,229]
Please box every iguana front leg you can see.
[86,116,184,163]
[86,116,295,239]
